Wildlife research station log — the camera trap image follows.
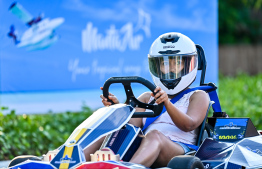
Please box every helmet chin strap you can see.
[160,77,181,90]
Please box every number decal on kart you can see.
[219,135,237,139]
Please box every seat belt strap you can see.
[142,85,221,131]
[142,88,199,131]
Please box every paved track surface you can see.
[0,161,10,168]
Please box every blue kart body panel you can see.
[9,161,54,169]
[196,136,262,169]
[9,104,140,169]
[195,119,262,169]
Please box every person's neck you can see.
[168,87,190,99]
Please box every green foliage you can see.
[219,0,262,44]
[218,73,262,129]
[0,105,92,160]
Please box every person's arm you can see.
[100,87,151,128]
[153,87,209,132]
[128,92,151,128]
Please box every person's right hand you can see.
[100,87,119,106]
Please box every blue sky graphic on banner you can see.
[0,0,217,114]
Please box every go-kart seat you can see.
[184,45,224,153]
[195,101,214,147]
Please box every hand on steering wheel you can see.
[100,87,119,106]
[151,86,169,105]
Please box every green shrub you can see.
[218,73,262,129]
[0,106,92,160]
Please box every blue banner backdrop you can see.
[0,0,218,114]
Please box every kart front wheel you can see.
[167,155,204,169]
[8,155,42,167]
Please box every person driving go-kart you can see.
[99,32,210,168]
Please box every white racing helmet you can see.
[148,32,198,95]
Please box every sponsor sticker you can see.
[219,122,241,130]
[55,155,76,164]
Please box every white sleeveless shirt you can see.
[142,91,198,145]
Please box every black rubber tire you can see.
[167,155,205,169]
[8,155,42,167]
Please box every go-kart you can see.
[8,76,165,169]
[7,45,262,169]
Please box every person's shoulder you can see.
[190,90,209,100]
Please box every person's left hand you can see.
[151,86,169,105]
[100,87,119,106]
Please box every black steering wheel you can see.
[103,76,164,118]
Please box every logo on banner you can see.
[82,9,151,52]
[68,59,143,81]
